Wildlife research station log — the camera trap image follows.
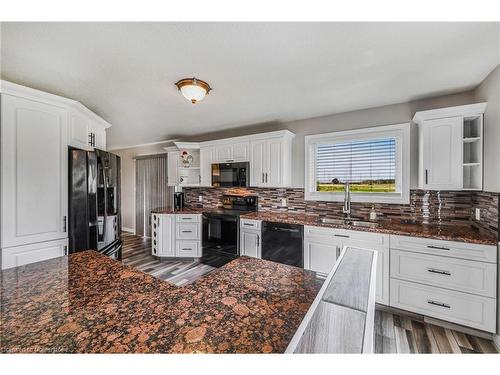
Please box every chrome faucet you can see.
[343,181,351,219]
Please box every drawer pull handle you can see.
[182,248,192,251]
[182,230,193,233]
[334,234,350,238]
[243,223,254,226]
[427,300,450,309]
[182,218,193,220]
[427,245,450,251]
[427,268,451,276]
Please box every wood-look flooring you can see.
[121,232,214,286]
[375,310,499,354]
[121,232,499,354]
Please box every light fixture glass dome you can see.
[175,78,212,104]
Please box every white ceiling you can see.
[1,22,499,149]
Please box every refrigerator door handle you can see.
[100,155,107,243]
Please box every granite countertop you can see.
[151,207,205,214]
[0,251,322,353]
[240,211,498,245]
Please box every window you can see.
[305,123,410,204]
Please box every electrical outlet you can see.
[475,208,481,221]
[198,195,203,202]
[281,198,287,207]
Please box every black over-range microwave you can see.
[211,162,249,187]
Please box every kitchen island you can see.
[1,251,322,353]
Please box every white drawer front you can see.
[390,279,496,332]
[390,235,497,263]
[175,214,200,223]
[176,222,200,240]
[176,241,200,257]
[240,219,261,230]
[305,225,388,248]
[2,238,68,270]
[391,250,497,298]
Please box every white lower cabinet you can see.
[151,213,201,258]
[1,238,68,270]
[390,279,496,332]
[240,219,261,258]
[304,226,390,305]
[389,234,497,332]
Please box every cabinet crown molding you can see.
[412,102,487,124]
[199,129,295,147]
[0,80,111,129]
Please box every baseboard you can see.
[494,334,500,351]
[122,227,135,234]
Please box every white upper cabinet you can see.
[414,103,486,191]
[249,131,294,187]
[69,108,92,150]
[1,94,69,248]
[200,146,215,187]
[69,105,108,151]
[213,141,250,163]
[420,116,463,190]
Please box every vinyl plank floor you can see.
[121,232,215,286]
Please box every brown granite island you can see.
[0,251,322,353]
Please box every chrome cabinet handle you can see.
[256,235,260,247]
[64,245,68,255]
[226,159,234,162]
[425,169,428,185]
[427,300,450,309]
[262,173,264,183]
[243,223,254,226]
[182,248,192,251]
[182,217,192,220]
[334,234,350,238]
[427,245,450,251]
[181,230,193,233]
[336,246,340,258]
[63,216,67,232]
[427,268,451,276]
[265,173,268,183]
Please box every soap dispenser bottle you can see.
[369,205,377,221]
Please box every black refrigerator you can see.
[69,147,122,260]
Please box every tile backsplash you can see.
[183,187,499,235]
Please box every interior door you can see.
[422,117,462,190]
[1,94,68,248]
[250,140,266,187]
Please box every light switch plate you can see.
[475,208,481,221]
[281,198,287,207]
[198,195,203,202]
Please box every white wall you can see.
[474,64,500,193]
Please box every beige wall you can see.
[113,143,171,232]
[474,64,500,193]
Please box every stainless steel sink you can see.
[348,220,378,228]
[317,218,345,225]
[317,217,378,228]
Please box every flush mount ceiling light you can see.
[175,77,212,104]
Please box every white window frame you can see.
[305,123,410,204]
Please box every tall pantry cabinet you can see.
[0,81,110,269]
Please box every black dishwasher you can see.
[262,222,304,267]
